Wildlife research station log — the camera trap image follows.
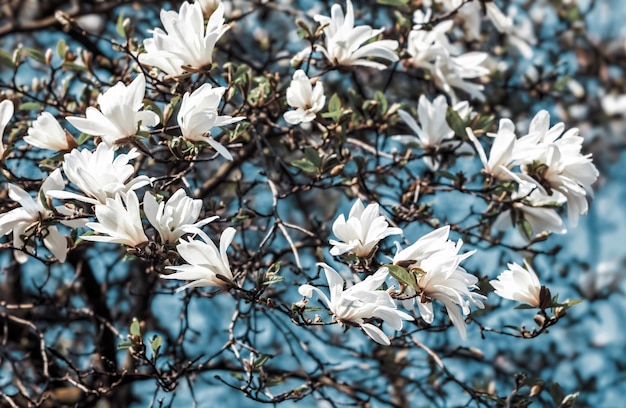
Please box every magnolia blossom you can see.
[66,75,159,147]
[466,118,517,180]
[490,261,542,307]
[393,226,485,339]
[139,1,229,77]
[406,10,488,102]
[0,169,68,263]
[492,180,566,237]
[144,189,217,244]
[396,95,470,170]
[298,264,413,345]
[161,227,236,291]
[0,99,14,158]
[24,112,75,151]
[178,83,245,160]
[284,70,325,125]
[313,0,398,70]
[82,191,148,247]
[329,199,402,258]
[47,143,151,205]
[514,110,599,226]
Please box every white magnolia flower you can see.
[24,112,75,151]
[298,264,413,345]
[47,143,151,205]
[329,199,402,258]
[161,227,236,291]
[466,118,517,180]
[514,110,599,226]
[139,1,229,77]
[492,180,566,237]
[406,9,452,70]
[393,226,485,340]
[197,0,221,18]
[144,189,217,244]
[0,169,68,263]
[178,83,245,160]
[66,75,159,147]
[82,191,148,247]
[490,261,542,307]
[313,0,398,70]
[284,70,325,125]
[396,94,470,170]
[0,99,14,158]
[431,53,489,102]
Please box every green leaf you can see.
[150,335,163,355]
[304,147,322,167]
[19,102,42,111]
[514,303,537,310]
[262,275,284,286]
[377,0,409,6]
[76,132,91,146]
[445,107,466,138]
[56,39,67,59]
[27,48,46,64]
[328,93,341,113]
[267,261,281,275]
[116,13,126,38]
[549,382,564,406]
[61,62,87,71]
[130,319,141,337]
[117,340,133,350]
[291,158,318,173]
[519,218,534,241]
[230,372,244,381]
[0,49,14,68]
[385,264,420,293]
[253,354,272,368]
[374,91,388,115]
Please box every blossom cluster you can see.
[0,0,599,351]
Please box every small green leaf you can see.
[56,39,67,59]
[253,354,272,368]
[19,102,42,111]
[519,218,534,241]
[61,62,87,71]
[328,93,341,113]
[116,13,126,38]
[130,319,141,337]
[377,0,409,6]
[304,147,322,167]
[267,261,281,275]
[76,132,91,146]
[385,264,420,293]
[230,372,244,381]
[117,340,133,350]
[27,48,46,64]
[291,158,318,173]
[0,49,14,68]
[445,107,466,138]
[514,303,537,310]
[150,335,163,355]
[374,91,388,115]
[549,382,564,406]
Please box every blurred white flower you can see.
[139,1,229,77]
[393,226,484,340]
[431,53,489,102]
[47,143,151,205]
[514,110,599,226]
[578,259,625,300]
[395,94,469,170]
[144,189,217,244]
[406,9,452,70]
[66,75,159,147]
[24,112,75,151]
[284,70,325,125]
[0,99,14,158]
[313,0,398,70]
[492,180,566,237]
[329,199,402,258]
[466,118,517,180]
[298,263,413,345]
[82,191,148,247]
[178,83,245,160]
[161,227,236,291]
[490,261,542,307]
[0,169,68,263]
